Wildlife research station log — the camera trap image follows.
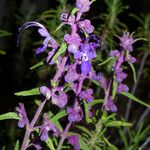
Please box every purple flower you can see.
[51,88,68,108]
[96,73,108,90]
[119,32,136,52]
[102,96,117,112]
[78,19,94,34]
[79,89,94,103]
[64,33,81,46]
[117,83,129,93]
[125,54,136,63]
[74,35,99,74]
[76,0,91,13]
[67,106,83,122]
[40,114,60,141]
[40,86,51,100]
[68,135,80,150]
[60,13,68,22]
[65,65,79,83]
[109,49,120,59]
[115,68,127,83]
[18,21,58,54]
[16,103,29,128]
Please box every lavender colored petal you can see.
[81,61,91,74]
[36,45,47,54]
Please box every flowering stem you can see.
[53,56,68,82]
[56,122,72,150]
[21,100,47,150]
[56,79,84,150]
[125,52,149,121]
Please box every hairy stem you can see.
[56,122,72,150]
[21,100,47,150]
[53,56,68,82]
[56,79,84,150]
[125,52,149,121]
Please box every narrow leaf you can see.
[105,121,132,127]
[46,137,55,150]
[51,110,67,122]
[121,92,150,108]
[98,57,115,66]
[0,50,6,55]
[30,61,44,70]
[103,138,118,150]
[83,100,92,123]
[71,8,79,15]
[76,125,91,136]
[15,88,40,96]
[0,30,12,37]
[128,62,137,83]
[79,138,90,150]
[0,112,19,120]
[14,140,19,150]
[91,99,104,106]
[112,76,118,99]
[52,43,67,62]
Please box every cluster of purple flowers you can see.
[16,0,137,149]
[94,31,137,112]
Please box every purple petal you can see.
[81,61,91,74]
[36,45,47,54]
[38,28,49,37]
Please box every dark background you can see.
[0,0,150,148]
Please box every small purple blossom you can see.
[68,135,80,150]
[125,54,136,63]
[119,32,136,52]
[76,0,91,13]
[117,83,129,93]
[51,88,68,108]
[40,86,51,100]
[115,68,127,83]
[74,35,99,74]
[109,49,120,59]
[102,96,117,112]
[65,65,79,83]
[16,103,29,128]
[96,73,108,90]
[78,19,94,34]
[60,13,68,22]
[40,114,60,141]
[79,89,94,103]
[67,106,83,122]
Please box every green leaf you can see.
[51,43,67,62]
[76,125,91,136]
[105,121,132,127]
[79,138,90,150]
[30,61,44,70]
[128,62,137,83]
[98,57,115,66]
[15,87,40,96]
[0,50,6,55]
[71,8,79,15]
[103,138,118,150]
[55,23,64,32]
[91,80,100,87]
[51,110,67,122]
[91,99,104,106]
[121,92,150,108]
[112,76,118,99]
[0,30,12,37]
[14,140,19,150]
[0,112,19,120]
[46,137,55,150]
[83,100,92,123]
